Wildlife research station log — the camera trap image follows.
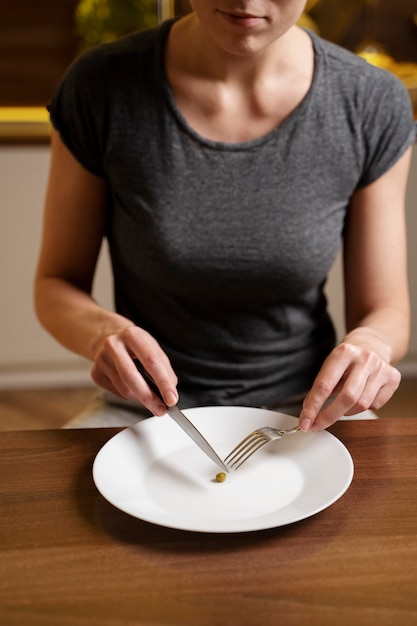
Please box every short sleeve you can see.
[358,68,416,187]
[48,46,109,177]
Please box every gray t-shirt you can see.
[48,20,416,409]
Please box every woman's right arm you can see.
[34,130,178,413]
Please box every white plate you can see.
[93,406,354,533]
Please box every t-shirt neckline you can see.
[157,19,322,151]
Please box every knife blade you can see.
[133,359,229,473]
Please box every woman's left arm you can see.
[299,146,413,431]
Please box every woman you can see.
[35,1,416,431]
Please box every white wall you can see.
[1,143,416,389]
[0,145,113,388]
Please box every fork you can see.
[224,425,301,470]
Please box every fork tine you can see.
[224,431,259,463]
[231,438,269,470]
[224,424,301,471]
[224,431,268,470]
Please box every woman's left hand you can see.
[300,146,413,432]
[298,330,401,431]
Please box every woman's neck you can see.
[168,14,310,87]
[165,15,315,143]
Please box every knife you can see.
[133,359,229,473]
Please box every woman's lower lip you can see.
[218,11,264,28]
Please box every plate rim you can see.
[93,406,354,533]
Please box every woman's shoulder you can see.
[308,29,413,125]
[65,19,174,80]
[310,30,406,92]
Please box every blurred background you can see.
[0,0,416,107]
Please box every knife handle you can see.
[133,359,166,406]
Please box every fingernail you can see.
[165,391,178,406]
[299,418,311,431]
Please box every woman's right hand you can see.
[34,132,178,417]
[90,325,179,416]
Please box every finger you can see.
[112,355,169,415]
[90,366,124,398]
[134,355,178,407]
[370,378,400,409]
[302,368,374,431]
[121,328,179,406]
[310,364,401,429]
[344,370,401,415]
[93,335,170,414]
[299,340,396,430]
[339,360,400,416]
[91,350,144,401]
[299,355,355,431]
[310,360,383,430]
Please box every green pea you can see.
[215,472,227,483]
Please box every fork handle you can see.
[276,426,301,436]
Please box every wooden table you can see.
[1,418,417,626]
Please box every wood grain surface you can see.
[1,419,417,625]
